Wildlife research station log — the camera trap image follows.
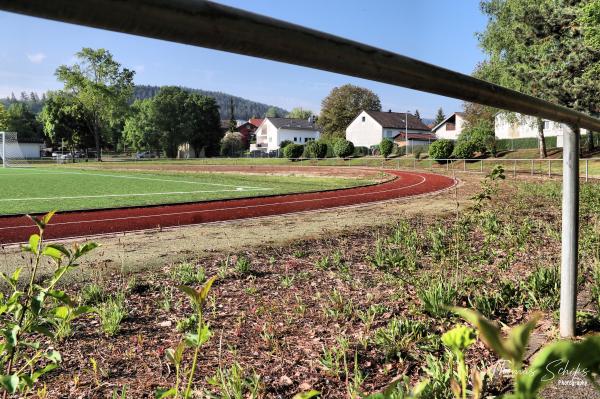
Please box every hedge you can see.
[354,146,370,157]
[496,136,557,151]
[333,139,355,158]
[283,144,304,159]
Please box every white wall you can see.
[494,113,585,140]
[434,114,466,140]
[2,143,42,159]
[346,111,383,147]
[274,129,320,150]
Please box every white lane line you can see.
[0,187,271,202]
[0,173,430,230]
[0,169,266,190]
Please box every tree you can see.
[452,140,477,159]
[220,132,244,157]
[123,99,160,151]
[283,143,304,159]
[55,48,135,160]
[146,87,191,158]
[319,84,381,139]
[5,103,42,139]
[287,107,313,119]
[457,123,497,155]
[303,140,327,158]
[478,0,600,156]
[38,92,92,157]
[228,98,237,133]
[379,138,393,158]
[186,94,222,157]
[265,107,280,118]
[433,108,445,125]
[0,103,8,131]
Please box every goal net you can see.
[1,132,33,167]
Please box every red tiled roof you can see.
[249,118,264,127]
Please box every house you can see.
[345,110,431,147]
[251,117,320,152]
[235,121,258,148]
[494,113,588,147]
[431,112,466,140]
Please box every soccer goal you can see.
[0,132,33,167]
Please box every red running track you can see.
[0,170,456,244]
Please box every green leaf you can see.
[453,307,510,360]
[154,387,177,398]
[47,289,76,307]
[30,324,53,338]
[27,234,41,254]
[46,349,62,363]
[42,246,65,261]
[54,306,70,320]
[176,285,201,306]
[45,243,70,258]
[292,390,321,399]
[199,276,217,305]
[0,374,19,393]
[27,214,46,232]
[41,210,56,226]
[72,305,94,317]
[74,242,99,259]
[504,313,541,369]
[3,324,19,350]
[441,325,477,357]
[30,290,46,316]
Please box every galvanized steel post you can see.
[560,125,580,337]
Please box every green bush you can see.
[458,122,496,155]
[353,146,369,157]
[303,140,328,158]
[333,139,355,158]
[496,136,557,151]
[283,143,304,159]
[429,139,454,161]
[379,138,394,158]
[279,140,293,149]
[452,140,477,159]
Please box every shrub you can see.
[171,262,206,285]
[525,266,560,310]
[333,139,355,158]
[279,140,292,149]
[220,132,245,157]
[303,140,327,158]
[283,143,304,159]
[373,317,428,359]
[353,146,369,157]
[452,139,477,159]
[379,138,394,158]
[81,283,107,305]
[458,122,496,155]
[429,139,454,162]
[97,292,127,337]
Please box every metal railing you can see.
[0,0,596,337]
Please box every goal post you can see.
[0,132,33,168]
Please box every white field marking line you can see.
[0,187,270,202]
[0,172,430,230]
[0,168,266,190]
[1,176,459,246]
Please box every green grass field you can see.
[0,167,374,215]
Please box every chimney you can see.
[388,109,392,113]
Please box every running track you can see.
[0,170,456,244]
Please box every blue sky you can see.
[0,1,488,118]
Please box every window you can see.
[361,116,366,122]
[304,137,308,142]
[293,137,297,142]
[543,121,550,130]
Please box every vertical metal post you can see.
[585,159,589,183]
[463,159,466,171]
[548,159,551,177]
[531,159,534,175]
[560,125,580,338]
[446,160,449,171]
[513,159,516,178]
[480,160,483,173]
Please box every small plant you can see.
[80,282,106,305]
[441,325,479,399]
[97,292,126,337]
[207,362,262,399]
[428,224,448,261]
[176,314,198,333]
[373,317,427,360]
[280,274,295,288]
[159,286,174,311]
[323,289,355,320]
[525,265,560,310]
[156,277,216,399]
[471,165,505,213]
[320,337,350,377]
[418,279,458,318]
[235,256,251,274]
[218,256,230,279]
[0,211,98,395]
[315,255,331,270]
[357,304,387,333]
[172,262,206,285]
[292,249,307,258]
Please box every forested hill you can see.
[134,85,288,120]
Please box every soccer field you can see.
[0,166,374,215]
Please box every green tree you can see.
[148,87,191,158]
[186,94,222,157]
[429,139,455,162]
[0,103,9,131]
[287,107,313,119]
[123,99,160,152]
[38,92,92,157]
[319,84,381,139]
[433,107,445,125]
[332,138,355,158]
[5,102,43,139]
[55,48,135,160]
[303,140,327,158]
[457,122,497,156]
[265,107,280,118]
[220,132,244,157]
[478,0,600,156]
[228,98,237,133]
[379,138,393,158]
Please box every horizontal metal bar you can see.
[1,0,600,131]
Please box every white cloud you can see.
[27,53,47,64]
